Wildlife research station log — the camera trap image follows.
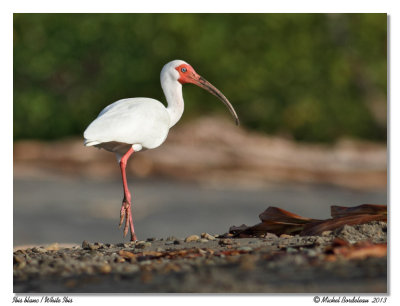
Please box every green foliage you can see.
[14,13,387,142]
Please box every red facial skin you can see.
[175,64,199,84]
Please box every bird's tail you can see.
[84,139,101,147]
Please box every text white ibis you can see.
[83,59,239,241]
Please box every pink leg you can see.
[118,147,137,241]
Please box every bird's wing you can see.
[84,98,170,149]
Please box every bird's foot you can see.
[119,200,137,241]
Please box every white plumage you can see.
[84,60,187,159]
[84,98,170,157]
[83,59,239,241]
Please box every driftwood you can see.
[230,204,387,237]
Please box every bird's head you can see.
[162,60,239,126]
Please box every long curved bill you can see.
[190,74,240,126]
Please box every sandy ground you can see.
[13,222,387,293]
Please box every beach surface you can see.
[14,222,387,293]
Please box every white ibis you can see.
[83,60,239,241]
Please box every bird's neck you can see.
[162,78,184,128]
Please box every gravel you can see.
[334,221,387,244]
[14,222,387,293]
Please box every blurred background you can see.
[13,13,387,246]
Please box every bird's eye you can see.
[181,68,187,73]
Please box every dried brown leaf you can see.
[229,204,387,238]
[301,214,387,236]
[259,207,321,224]
[239,221,307,236]
[331,204,387,219]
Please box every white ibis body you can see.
[83,60,239,241]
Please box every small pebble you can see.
[89,243,100,250]
[286,247,298,253]
[185,235,200,242]
[315,237,326,246]
[82,240,90,250]
[123,265,140,273]
[265,233,278,239]
[238,246,253,251]
[321,230,333,237]
[201,233,216,240]
[32,247,46,253]
[94,242,104,248]
[195,248,207,255]
[14,255,25,264]
[118,250,136,260]
[114,256,126,263]
[135,241,150,249]
[46,243,59,251]
[219,239,233,245]
[99,264,112,274]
